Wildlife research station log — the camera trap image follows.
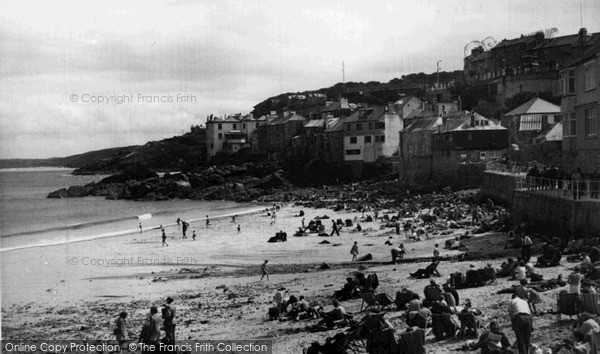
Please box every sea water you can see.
[0,168,264,252]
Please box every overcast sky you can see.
[0,0,598,158]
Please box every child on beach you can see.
[237,224,241,234]
[139,223,143,233]
[350,242,359,261]
[206,215,210,228]
[114,311,128,346]
[162,229,168,247]
[260,260,269,281]
[192,230,196,240]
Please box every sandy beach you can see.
[1,202,580,353]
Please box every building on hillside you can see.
[432,113,508,164]
[392,96,424,118]
[502,97,562,147]
[343,106,403,163]
[560,39,600,172]
[464,28,597,102]
[205,114,263,159]
[257,111,307,160]
[429,113,508,187]
[320,98,355,119]
[532,122,563,145]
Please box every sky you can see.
[0,0,599,158]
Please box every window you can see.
[554,115,561,123]
[218,123,222,130]
[345,149,361,155]
[585,108,597,136]
[567,69,575,94]
[356,123,362,131]
[375,122,385,129]
[218,133,223,140]
[380,135,385,142]
[242,123,246,129]
[368,122,373,130]
[364,136,372,143]
[233,124,237,129]
[569,112,577,137]
[350,137,357,144]
[210,143,214,149]
[585,60,596,91]
[375,136,380,142]
[519,115,543,131]
[346,124,351,131]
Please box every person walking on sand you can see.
[163,297,176,344]
[162,229,168,247]
[260,260,269,281]
[301,218,305,229]
[237,224,241,234]
[206,215,210,228]
[114,311,128,346]
[182,221,188,239]
[350,241,359,261]
[176,217,181,230]
[139,223,143,233]
[192,230,196,241]
[331,220,340,236]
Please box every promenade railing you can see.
[515,175,600,201]
[485,162,529,175]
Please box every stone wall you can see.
[481,171,519,206]
[512,190,600,236]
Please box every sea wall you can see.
[481,171,519,206]
[511,191,600,236]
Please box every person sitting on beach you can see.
[463,321,511,353]
[391,244,406,263]
[287,296,311,321]
[317,300,349,329]
[581,280,597,294]
[512,262,527,281]
[411,261,441,279]
[536,243,562,268]
[568,269,583,294]
[356,223,362,232]
[334,277,359,301]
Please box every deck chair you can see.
[557,291,581,321]
[374,293,394,311]
[359,292,380,312]
[397,327,425,354]
[395,291,414,310]
[342,323,366,354]
[580,293,600,315]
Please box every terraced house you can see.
[560,38,600,172]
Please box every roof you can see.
[394,96,419,108]
[534,33,586,49]
[268,112,307,125]
[304,119,325,128]
[404,109,425,119]
[505,97,561,116]
[533,122,563,143]
[403,117,443,132]
[494,35,536,49]
[326,117,346,132]
[358,106,387,122]
[449,113,507,131]
[564,35,600,67]
[321,99,352,113]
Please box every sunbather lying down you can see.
[410,261,440,279]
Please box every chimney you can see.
[579,28,588,42]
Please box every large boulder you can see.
[47,188,68,198]
[67,185,88,197]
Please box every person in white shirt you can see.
[508,293,533,354]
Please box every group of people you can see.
[525,165,600,200]
[114,297,177,350]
